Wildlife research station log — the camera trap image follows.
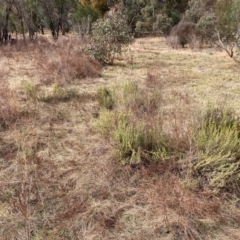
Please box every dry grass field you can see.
[0,36,240,240]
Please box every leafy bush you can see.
[153,13,173,35]
[87,8,133,64]
[113,114,170,165]
[193,108,240,192]
[215,0,240,42]
[185,0,216,44]
[195,13,216,44]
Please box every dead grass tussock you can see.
[44,48,101,83]
[2,36,102,88]
[35,37,102,85]
[0,84,23,130]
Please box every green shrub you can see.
[96,83,174,165]
[195,13,216,43]
[113,114,170,165]
[153,13,173,35]
[215,0,240,41]
[87,8,133,64]
[97,87,115,110]
[193,107,240,192]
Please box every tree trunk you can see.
[2,3,12,44]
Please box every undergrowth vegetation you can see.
[96,82,240,194]
[96,83,174,165]
[193,108,240,192]
[0,37,102,86]
[1,36,240,240]
[97,87,115,110]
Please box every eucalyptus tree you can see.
[14,0,43,40]
[40,0,78,38]
[74,3,99,36]
[107,0,188,34]
[0,0,14,43]
[118,0,143,33]
[214,0,240,61]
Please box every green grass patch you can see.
[97,87,115,110]
[22,82,80,103]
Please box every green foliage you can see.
[0,0,80,41]
[73,3,100,36]
[97,87,115,110]
[80,0,108,15]
[153,13,173,35]
[135,4,155,32]
[184,0,216,43]
[195,13,216,42]
[185,0,210,23]
[135,21,152,32]
[116,0,143,33]
[215,0,240,41]
[193,107,240,191]
[96,82,173,165]
[188,0,240,46]
[95,109,114,135]
[74,4,99,23]
[87,8,133,64]
[113,114,169,165]
[134,0,186,33]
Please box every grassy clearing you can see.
[0,36,240,239]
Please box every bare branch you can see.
[215,28,235,58]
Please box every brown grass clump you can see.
[0,84,21,129]
[145,68,162,88]
[44,47,102,83]
[0,36,102,88]
[36,37,102,85]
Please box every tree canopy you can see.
[0,0,239,48]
